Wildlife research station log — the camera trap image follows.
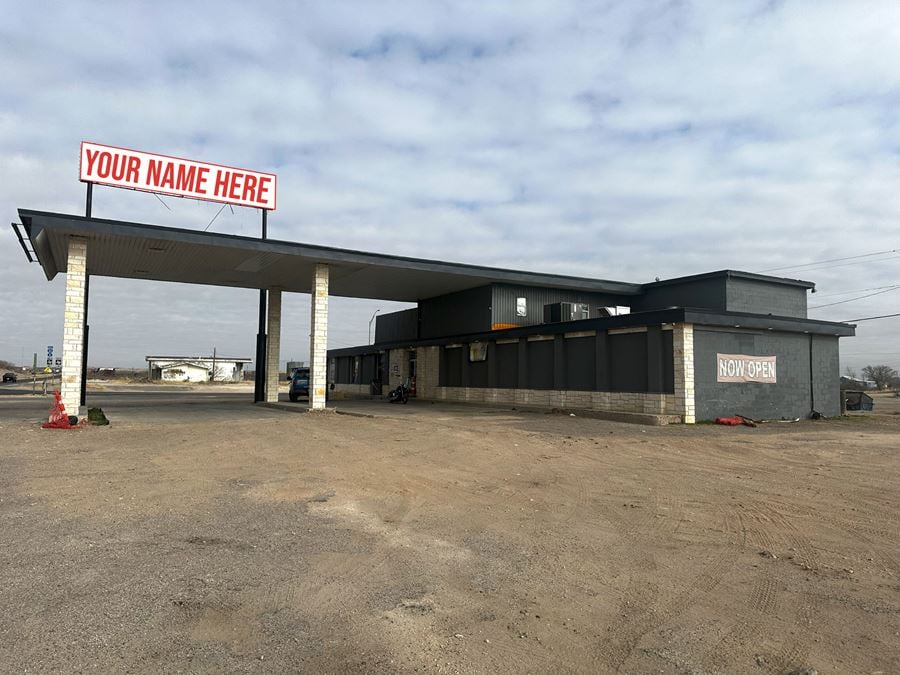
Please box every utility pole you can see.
[211,347,217,382]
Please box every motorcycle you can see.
[388,381,410,404]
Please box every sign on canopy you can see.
[79,141,277,210]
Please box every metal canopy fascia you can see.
[17,210,643,302]
[328,307,856,356]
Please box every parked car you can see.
[288,367,310,402]
[2,372,17,383]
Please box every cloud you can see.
[1,0,898,369]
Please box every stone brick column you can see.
[388,348,410,389]
[673,323,696,423]
[416,346,440,399]
[265,289,282,403]
[61,237,88,416]
[309,264,329,410]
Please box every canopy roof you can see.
[17,210,642,301]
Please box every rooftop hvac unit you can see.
[543,302,591,323]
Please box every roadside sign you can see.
[79,141,277,210]
[43,367,52,373]
[47,346,53,357]
[54,358,61,366]
[46,358,52,366]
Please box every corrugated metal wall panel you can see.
[420,286,492,338]
[374,308,419,343]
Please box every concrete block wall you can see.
[388,348,410,389]
[265,289,282,403]
[416,345,440,399]
[811,335,840,415]
[693,328,841,420]
[726,278,807,318]
[331,383,383,398]
[61,237,87,416]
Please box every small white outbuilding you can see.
[145,356,252,383]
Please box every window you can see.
[469,342,487,362]
[516,297,527,317]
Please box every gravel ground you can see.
[1,387,898,673]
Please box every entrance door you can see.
[408,350,417,397]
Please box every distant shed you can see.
[845,391,874,412]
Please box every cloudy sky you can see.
[1,0,898,371]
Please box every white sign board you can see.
[717,354,777,383]
[79,141,277,210]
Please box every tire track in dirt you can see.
[595,485,719,672]
[599,548,736,672]
[805,509,900,578]
[702,571,779,672]
[747,503,819,675]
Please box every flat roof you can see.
[646,269,815,289]
[17,210,642,302]
[145,355,252,362]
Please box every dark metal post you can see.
[80,183,93,408]
[254,210,268,402]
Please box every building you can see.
[145,355,251,383]
[328,270,855,422]
[13,210,855,420]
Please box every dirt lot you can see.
[1,389,898,674]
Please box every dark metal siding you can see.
[491,284,626,329]
[440,346,463,387]
[335,356,352,384]
[420,286,492,339]
[565,337,595,390]
[374,308,419,343]
[662,330,675,393]
[496,343,518,388]
[635,278,727,312]
[469,359,489,388]
[526,340,554,390]
[360,354,378,383]
[609,333,648,392]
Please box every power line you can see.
[772,254,900,275]
[809,286,900,309]
[842,312,900,322]
[812,283,900,298]
[757,248,897,273]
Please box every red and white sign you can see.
[717,353,777,383]
[79,141,277,210]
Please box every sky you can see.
[1,0,898,372]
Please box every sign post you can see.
[82,186,91,407]
[254,210,268,402]
[79,141,278,404]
